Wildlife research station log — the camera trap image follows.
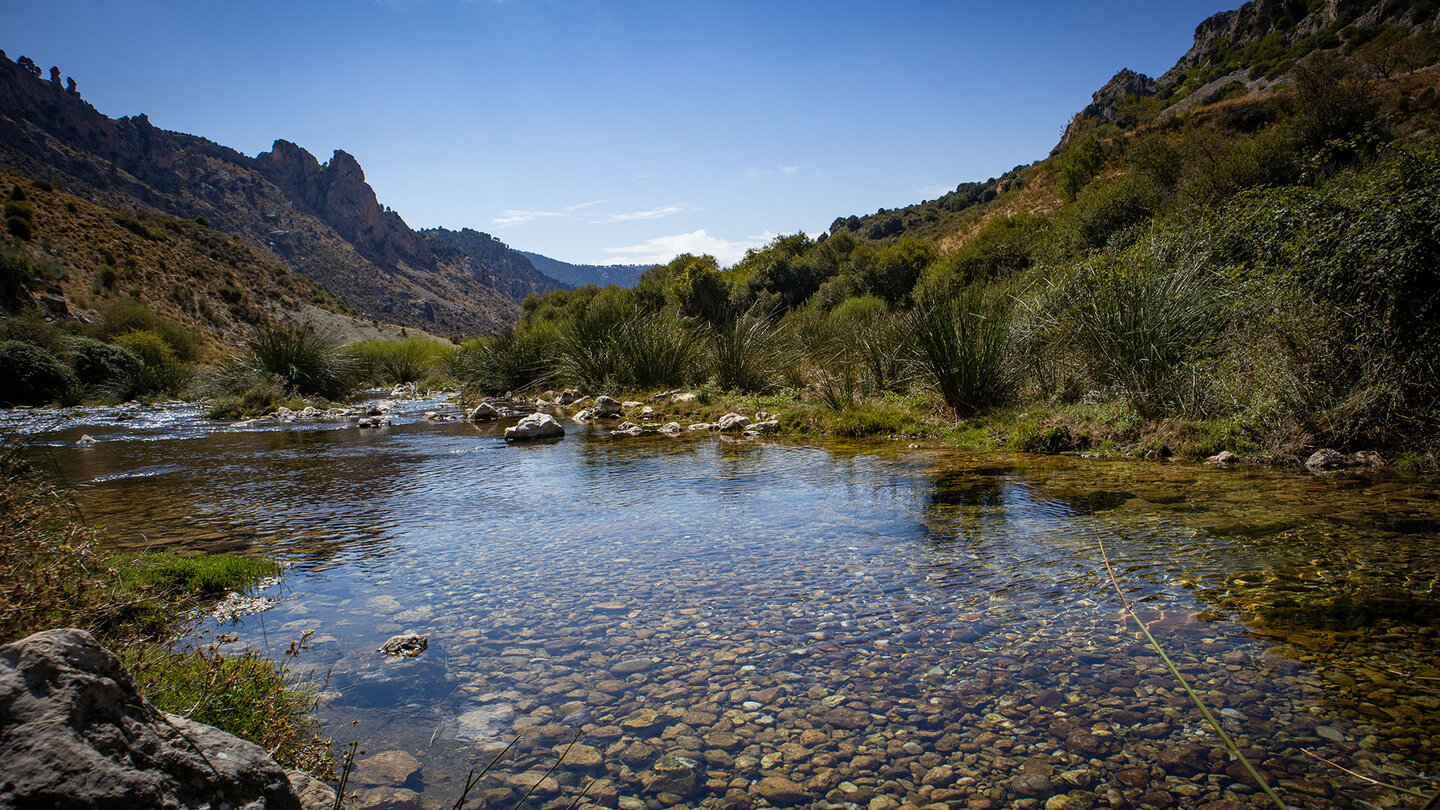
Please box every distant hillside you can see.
[835,0,1440,246]
[0,50,548,337]
[518,251,650,289]
[0,166,390,356]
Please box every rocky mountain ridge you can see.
[0,50,570,336]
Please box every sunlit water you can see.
[8,398,1440,809]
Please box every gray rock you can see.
[744,419,779,436]
[378,633,428,658]
[716,413,750,432]
[505,412,565,441]
[287,769,338,810]
[468,401,500,421]
[1206,450,1238,466]
[593,396,623,418]
[1305,448,1352,472]
[658,422,684,435]
[556,389,583,406]
[671,392,697,403]
[0,628,304,810]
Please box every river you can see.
[7,395,1438,809]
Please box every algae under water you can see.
[10,397,1439,809]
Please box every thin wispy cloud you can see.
[591,205,685,224]
[493,201,686,227]
[747,164,801,178]
[601,229,776,266]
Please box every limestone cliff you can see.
[0,50,565,336]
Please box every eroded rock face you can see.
[0,628,313,810]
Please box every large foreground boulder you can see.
[0,628,329,810]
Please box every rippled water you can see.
[12,399,1440,809]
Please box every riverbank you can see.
[0,443,332,775]
[490,387,1438,473]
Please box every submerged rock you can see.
[0,628,316,809]
[504,413,565,441]
[378,632,428,658]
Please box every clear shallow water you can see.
[13,402,1440,809]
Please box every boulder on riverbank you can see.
[0,628,331,810]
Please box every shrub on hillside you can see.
[65,336,140,389]
[0,339,79,405]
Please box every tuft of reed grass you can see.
[225,321,355,401]
[709,309,787,393]
[560,306,701,391]
[909,285,1015,416]
[343,337,455,386]
[1045,235,1227,416]
[450,325,559,396]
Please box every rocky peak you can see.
[1080,68,1158,124]
[254,140,433,271]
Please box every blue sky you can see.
[3,1,1232,266]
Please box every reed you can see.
[909,285,1014,415]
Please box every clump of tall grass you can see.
[223,321,354,400]
[449,324,560,396]
[909,285,1015,416]
[344,337,455,386]
[123,634,331,775]
[709,309,788,393]
[560,305,701,391]
[1042,235,1228,416]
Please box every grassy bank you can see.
[0,446,331,774]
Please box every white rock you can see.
[504,412,565,441]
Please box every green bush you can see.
[65,336,140,389]
[6,217,32,241]
[112,330,176,367]
[0,339,79,405]
[0,311,66,356]
[449,324,560,396]
[93,301,198,362]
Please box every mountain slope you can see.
[517,251,650,290]
[835,0,1440,248]
[0,50,562,337]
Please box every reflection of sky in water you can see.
[19,405,1440,808]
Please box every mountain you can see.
[0,50,566,337]
[517,251,651,289]
[833,0,1440,246]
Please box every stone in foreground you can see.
[0,628,327,810]
[504,412,565,441]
